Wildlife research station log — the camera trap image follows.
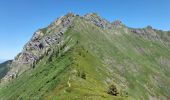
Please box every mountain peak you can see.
[112,20,122,25]
[84,13,112,29]
[112,20,123,29]
[0,13,170,100]
[1,12,76,83]
[84,13,99,17]
[64,12,75,17]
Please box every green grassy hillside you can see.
[0,15,169,100]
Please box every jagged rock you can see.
[112,20,123,29]
[32,30,44,41]
[84,13,112,29]
[2,73,16,82]
[24,30,45,51]
[131,28,160,41]
[15,52,38,64]
[1,13,75,83]
[1,12,169,86]
[0,12,169,100]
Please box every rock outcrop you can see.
[84,13,113,29]
[1,12,169,84]
[131,27,161,41]
[1,13,75,83]
[112,20,123,29]
[0,13,169,100]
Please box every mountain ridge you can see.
[0,12,169,100]
[0,59,8,63]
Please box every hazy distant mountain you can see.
[0,13,169,100]
[0,60,12,79]
[0,59,6,63]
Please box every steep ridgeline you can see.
[1,13,75,83]
[0,13,170,100]
[130,26,170,48]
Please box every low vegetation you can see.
[0,13,169,100]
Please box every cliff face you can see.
[0,13,170,100]
[1,13,75,83]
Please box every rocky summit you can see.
[0,13,170,100]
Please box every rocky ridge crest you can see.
[1,13,75,83]
[1,13,169,83]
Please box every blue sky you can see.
[0,0,170,60]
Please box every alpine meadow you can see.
[0,13,170,100]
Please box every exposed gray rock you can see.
[84,13,112,29]
[1,13,75,83]
[130,28,160,41]
[2,71,18,82]
[112,20,123,29]
[2,12,168,84]
[16,52,38,63]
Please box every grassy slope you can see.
[0,17,169,100]
[70,18,170,99]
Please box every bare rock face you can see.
[84,14,124,30]
[24,30,44,51]
[84,13,112,29]
[1,13,75,83]
[130,28,160,41]
[112,20,123,29]
[1,12,168,84]
[130,27,170,48]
